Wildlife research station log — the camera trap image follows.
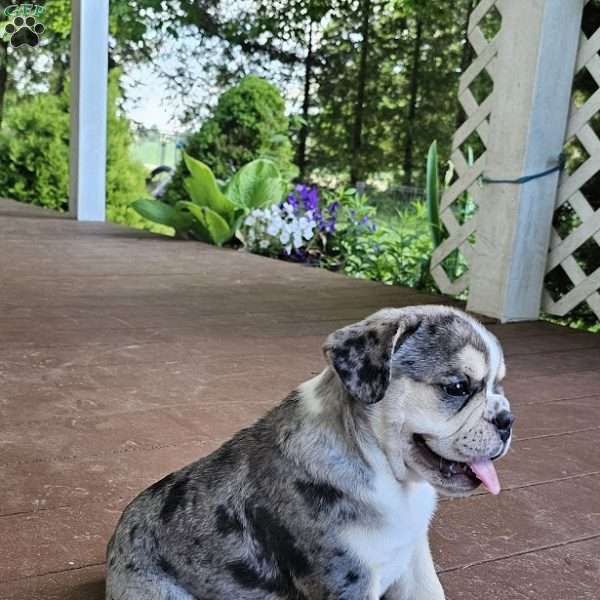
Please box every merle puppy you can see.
[106,306,513,600]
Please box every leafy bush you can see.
[162,76,297,206]
[0,93,70,211]
[344,204,435,290]
[0,73,152,230]
[134,154,284,245]
[326,191,435,290]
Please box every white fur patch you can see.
[466,317,504,393]
[457,345,488,381]
[340,448,437,596]
[298,371,326,415]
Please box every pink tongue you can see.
[469,460,501,495]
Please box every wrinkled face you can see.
[324,306,513,497]
[384,310,512,496]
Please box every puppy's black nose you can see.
[494,410,514,442]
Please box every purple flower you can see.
[292,184,316,212]
[306,187,319,212]
[314,208,326,231]
[285,182,337,236]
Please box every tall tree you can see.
[312,0,473,185]
[401,16,423,186]
[296,18,314,179]
[350,0,372,184]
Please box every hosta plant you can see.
[133,154,284,246]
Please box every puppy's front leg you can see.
[383,537,445,600]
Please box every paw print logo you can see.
[4,16,45,48]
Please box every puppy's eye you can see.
[442,380,470,397]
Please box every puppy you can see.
[106,306,513,600]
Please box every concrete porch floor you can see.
[1,199,599,599]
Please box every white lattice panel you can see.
[430,0,503,296]
[543,10,600,322]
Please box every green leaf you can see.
[183,153,238,217]
[132,198,193,234]
[177,201,233,246]
[178,207,213,244]
[426,141,443,248]
[226,159,283,210]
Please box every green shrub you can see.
[0,72,155,231]
[330,194,436,291]
[134,154,284,245]
[0,93,70,211]
[162,76,297,206]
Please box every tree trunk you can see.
[455,0,475,129]
[54,54,70,95]
[350,0,371,184]
[402,17,423,187]
[0,40,8,128]
[296,21,313,180]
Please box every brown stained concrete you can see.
[1,199,599,599]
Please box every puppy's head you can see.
[323,306,513,497]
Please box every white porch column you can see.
[466,0,584,321]
[69,0,109,221]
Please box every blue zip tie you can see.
[481,153,566,185]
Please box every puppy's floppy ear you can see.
[323,311,421,404]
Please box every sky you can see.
[122,64,182,134]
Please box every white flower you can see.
[266,221,280,236]
[259,240,270,249]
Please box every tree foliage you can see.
[174,0,476,186]
[163,75,296,204]
[309,0,473,185]
[1,0,488,204]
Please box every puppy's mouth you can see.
[413,434,501,495]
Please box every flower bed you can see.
[134,152,439,294]
[241,183,437,292]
